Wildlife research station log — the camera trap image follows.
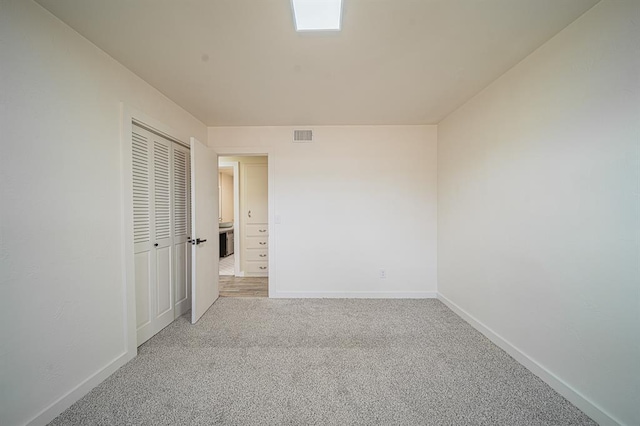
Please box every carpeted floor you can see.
[49,299,594,425]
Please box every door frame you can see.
[213,147,275,298]
[218,161,240,275]
[120,103,189,361]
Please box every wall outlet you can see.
[379,269,386,279]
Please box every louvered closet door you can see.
[132,124,188,346]
[151,134,175,333]
[173,143,191,316]
[132,125,155,345]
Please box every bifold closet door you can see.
[173,143,191,317]
[133,127,155,345]
[132,124,186,346]
[151,134,174,334]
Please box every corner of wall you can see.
[436,293,623,426]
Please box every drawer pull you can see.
[259,242,266,245]
[259,266,267,270]
[259,254,267,257]
[259,229,267,233]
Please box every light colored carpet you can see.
[49,299,594,425]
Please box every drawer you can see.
[246,224,268,236]
[245,249,268,261]
[246,237,268,249]
[246,261,268,274]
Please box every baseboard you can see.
[174,297,190,318]
[27,351,130,426]
[273,291,438,299]
[437,293,622,426]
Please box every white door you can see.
[190,137,219,324]
[173,143,191,317]
[132,124,176,345]
[132,127,155,344]
[151,134,175,331]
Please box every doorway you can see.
[218,155,268,297]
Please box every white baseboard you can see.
[273,291,438,299]
[437,293,621,426]
[27,351,130,426]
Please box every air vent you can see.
[293,129,313,142]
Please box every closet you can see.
[132,123,191,346]
[243,163,268,276]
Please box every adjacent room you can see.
[1,1,638,425]
[218,156,269,298]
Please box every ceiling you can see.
[36,0,598,126]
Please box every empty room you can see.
[0,0,638,425]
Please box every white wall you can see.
[210,126,438,297]
[0,1,207,425]
[437,1,639,425]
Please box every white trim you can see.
[26,352,129,426]
[132,118,186,147]
[119,104,137,363]
[219,161,240,275]
[120,103,187,358]
[273,291,438,299]
[437,292,621,426]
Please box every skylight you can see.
[291,0,343,31]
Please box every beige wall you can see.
[219,172,234,223]
[437,1,639,425]
[0,1,207,425]
[210,126,438,297]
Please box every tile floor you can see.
[219,254,235,275]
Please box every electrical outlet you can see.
[379,269,386,279]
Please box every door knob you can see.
[195,238,207,245]
[154,243,158,247]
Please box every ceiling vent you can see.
[293,129,313,143]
